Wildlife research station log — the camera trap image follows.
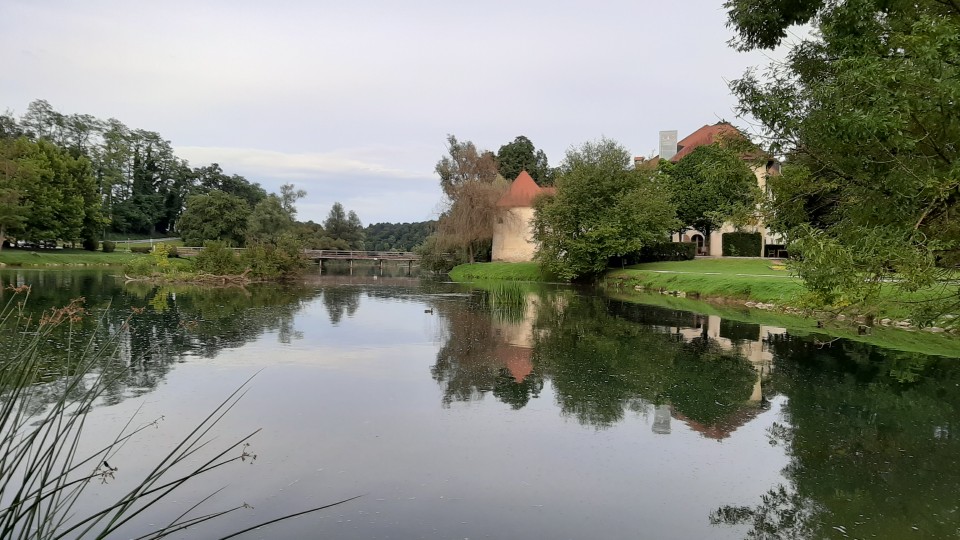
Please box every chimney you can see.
[659,130,678,161]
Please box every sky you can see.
[1,0,787,225]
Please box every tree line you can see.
[423,131,759,278]
[0,101,431,252]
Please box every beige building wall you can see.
[492,207,537,262]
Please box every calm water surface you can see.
[2,269,958,539]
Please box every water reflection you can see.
[432,286,776,437]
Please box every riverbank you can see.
[449,259,960,338]
[0,249,144,267]
[448,262,551,282]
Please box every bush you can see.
[193,241,243,275]
[636,242,697,262]
[241,236,308,278]
[722,232,762,256]
[82,238,99,251]
[131,246,152,254]
[102,240,116,253]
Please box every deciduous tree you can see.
[533,138,678,280]
[177,190,250,246]
[496,135,554,186]
[726,0,960,322]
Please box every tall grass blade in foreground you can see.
[0,288,355,538]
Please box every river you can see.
[1,269,957,539]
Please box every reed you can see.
[0,287,354,539]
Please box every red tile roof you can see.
[671,122,741,162]
[496,171,555,208]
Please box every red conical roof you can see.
[496,171,555,207]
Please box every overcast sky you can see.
[1,0,785,225]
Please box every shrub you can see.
[102,240,116,253]
[131,246,152,254]
[82,238,99,251]
[193,240,243,275]
[722,232,762,257]
[635,242,697,263]
[241,235,308,278]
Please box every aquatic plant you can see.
[0,287,355,539]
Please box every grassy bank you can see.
[0,248,145,267]
[605,258,958,324]
[448,262,553,282]
[606,258,805,305]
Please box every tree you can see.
[725,0,960,322]
[532,138,678,280]
[496,135,555,186]
[435,135,499,198]
[279,183,306,218]
[177,190,250,246]
[323,202,364,248]
[435,176,508,263]
[246,195,294,243]
[661,143,760,252]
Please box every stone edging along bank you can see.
[616,282,959,336]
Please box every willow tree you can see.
[432,135,506,263]
[726,0,960,323]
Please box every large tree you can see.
[496,135,554,186]
[432,135,508,263]
[661,143,760,252]
[177,190,250,246]
[726,0,960,322]
[533,138,678,280]
[323,202,365,249]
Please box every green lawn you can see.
[448,262,553,282]
[606,258,805,305]
[0,249,145,267]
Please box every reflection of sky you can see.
[57,285,791,540]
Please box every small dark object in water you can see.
[424,308,433,314]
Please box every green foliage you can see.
[130,246,152,254]
[322,202,365,249]
[661,142,760,248]
[635,242,697,263]
[416,234,464,273]
[435,134,499,198]
[496,135,555,186]
[193,240,243,275]
[722,232,762,256]
[247,194,294,244]
[82,237,98,251]
[101,240,116,253]
[727,0,960,322]
[240,235,308,278]
[177,190,250,247]
[533,138,678,280]
[364,221,434,251]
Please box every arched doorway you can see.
[691,234,705,255]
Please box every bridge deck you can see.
[176,247,419,261]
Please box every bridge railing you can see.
[175,247,418,260]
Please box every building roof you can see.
[496,171,556,208]
[671,122,741,162]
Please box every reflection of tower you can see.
[652,404,672,435]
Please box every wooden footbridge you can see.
[176,247,420,274]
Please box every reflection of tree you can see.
[430,291,543,408]
[534,294,758,430]
[0,270,320,410]
[712,336,960,538]
[321,286,361,325]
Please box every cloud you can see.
[174,145,430,181]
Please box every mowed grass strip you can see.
[449,262,550,282]
[0,248,145,266]
[606,258,805,304]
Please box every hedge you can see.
[130,246,152,254]
[612,242,697,266]
[722,232,762,256]
[102,241,116,253]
